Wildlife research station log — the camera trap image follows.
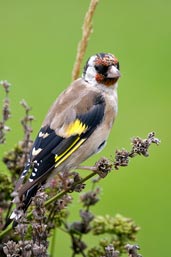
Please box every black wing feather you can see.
[17,94,106,212]
[32,126,54,149]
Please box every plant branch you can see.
[72,0,99,80]
[0,132,160,240]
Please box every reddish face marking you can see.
[94,54,119,86]
[95,73,119,86]
[95,54,118,67]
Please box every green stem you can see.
[0,222,12,239]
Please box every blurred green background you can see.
[0,0,170,256]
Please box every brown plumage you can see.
[9,52,121,223]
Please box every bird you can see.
[9,52,121,223]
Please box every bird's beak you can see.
[107,65,121,78]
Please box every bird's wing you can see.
[15,90,105,209]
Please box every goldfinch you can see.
[11,52,120,220]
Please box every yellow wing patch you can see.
[65,119,87,137]
[55,138,86,168]
[54,119,88,168]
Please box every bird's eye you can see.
[95,65,108,75]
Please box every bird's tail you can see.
[3,183,39,230]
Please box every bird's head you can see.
[82,53,121,87]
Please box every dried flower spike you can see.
[114,149,129,170]
[130,132,160,157]
[80,187,100,207]
[0,80,11,94]
[0,80,11,144]
[102,244,120,257]
[2,100,34,177]
[114,132,160,170]
[125,244,142,257]
[95,157,113,177]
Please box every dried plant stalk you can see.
[20,99,34,163]
[72,0,99,80]
[0,80,11,144]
